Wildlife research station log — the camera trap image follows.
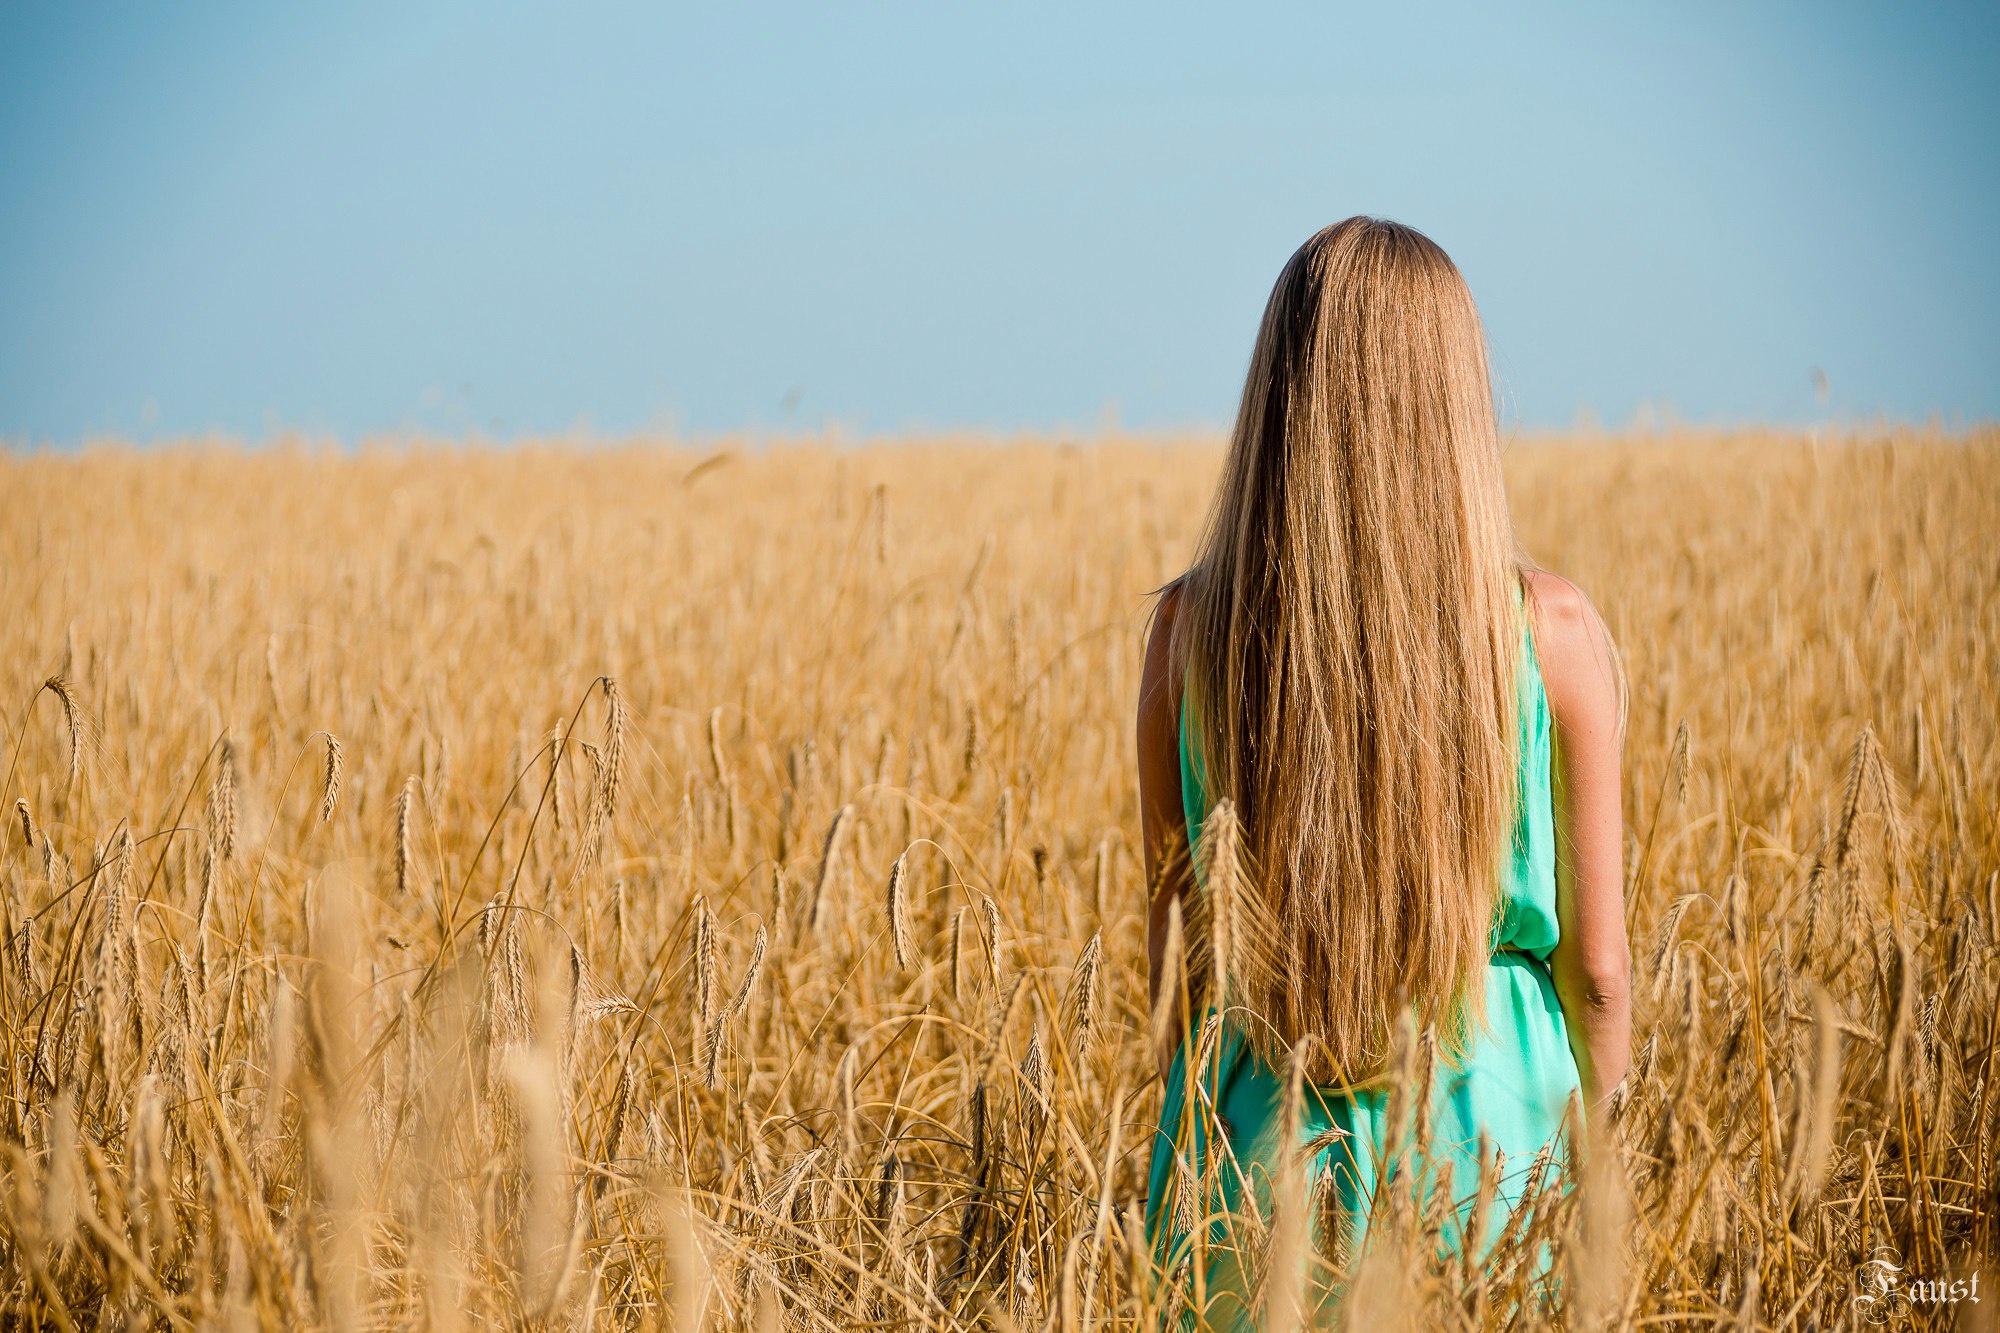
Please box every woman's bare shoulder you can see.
[1521,567,1595,633]
[1521,568,1620,731]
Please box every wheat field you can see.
[0,429,1995,1329]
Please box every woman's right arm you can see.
[1137,583,1190,1084]
[1528,570,1632,1111]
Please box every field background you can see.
[2,429,1996,1329]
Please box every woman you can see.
[1136,217,1630,1326]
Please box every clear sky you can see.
[3,2,1995,444]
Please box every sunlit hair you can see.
[1172,216,1522,1082]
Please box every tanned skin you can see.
[1136,582,1191,1084]
[1524,568,1631,1107]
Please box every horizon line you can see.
[6,414,1998,455]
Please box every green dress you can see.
[1142,599,1581,1327]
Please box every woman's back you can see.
[1145,577,1582,1325]
[1177,579,1560,963]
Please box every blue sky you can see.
[2,2,1995,443]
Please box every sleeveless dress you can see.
[1142,596,1581,1327]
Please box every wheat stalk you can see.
[703,921,766,1088]
[886,849,912,972]
[394,775,417,895]
[209,737,238,864]
[318,733,343,824]
[808,804,854,934]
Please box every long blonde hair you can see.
[1174,216,1522,1082]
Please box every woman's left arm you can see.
[1137,584,1190,1084]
